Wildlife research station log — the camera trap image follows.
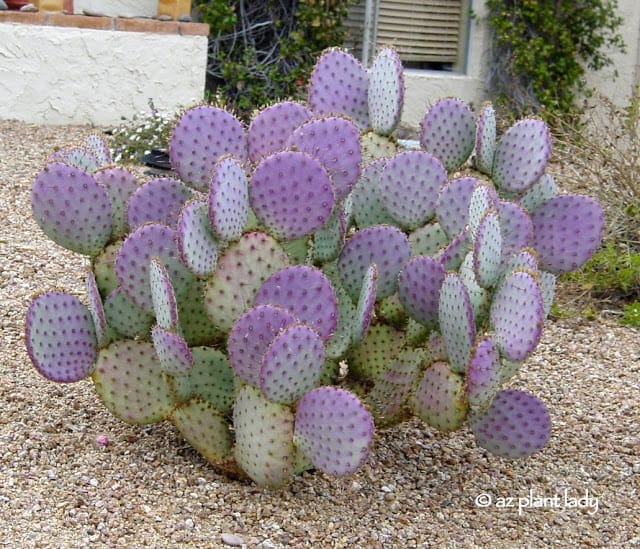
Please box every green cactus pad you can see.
[377,292,407,326]
[149,258,179,332]
[208,156,249,242]
[324,283,356,359]
[115,223,194,314]
[93,167,139,238]
[397,255,446,327]
[48,146,100,172]
[351,158,396,229]
[167,346,236,412]
[32,162,113,256]
[338,224,411,300]
[85,270,111,348]
[419,97,476,172]
[92,339,174,424]
[435,176,478,239]
[171,397,233,464]
[474,102,496,175]
[352,263,378,345]
[539,271,556,318]
[472,211,503,288]
[203,232,291,332]
[103,287,154,339]
[368,47,404,136]
[360,130,399,165]
[259,323,325,404]
[84,134,112,166]
[468,184,498,239]
[151,325,193,374]
[498,358,524,384]
[249,150,335,240]
[92,240,121,298]
[470,389,551,459]
[294,386,374,475]
[176,200,220,278]
[409,222,448,257]
[348,324,405,380]
[438,273,476,373]
[411,361,467,432]
[313,209,345,262]
[466,336,501,412]
[459,252,489,322]
[233,385,295,488]
[177,280,225,346]
[519,173,558,213]
[490,270,544,362]
[379,150,447,230]
[127,177,194,229]
[25,291,98,383]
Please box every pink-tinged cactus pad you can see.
[209,156,249,243]
[92,339,174,424]
[286,116,362,200]
[379,150,447,230]
[115,223,194,313]
[103,287,154,339]
[352,263,378,345]
[519,173,558,213]
[32,162,113,256]
[474,102,496,175]
[368,47,404,136]
[228,304,298,386]
[233,385,295,488]
[531,195,604,273]
[169,106,248,192]
[398,255,446,327]
[47,146,100,172]
[420,97,476,172]
[294,386,374,476]
[177,200,220,277]
[351,158,396,228]
[412,361,467,432]
[324,284,356,360]
[501,249,539,277]
[127,177,194,229]
[84,134,112,166]
[149,258,179,332]
[338,224,411,300]
[470,389,551,459]
[497,200,534,258]
[490,270,544,362]
[255,265,338,341]
[249,150,335,240]
[308,48,369,129]
[259,323,325,404]
[85,270,110,348]
[171,397,232,464]
[94,167,139,238]
[435,177,479,238]
[151,325,193,374]
[25,292,97,383]
[466,336,501,411]
[473,212,503,288]
[248,101,313,162]
[438,273,476,373]
[435,229,470,271]
[203,232,291,331]
[492,118,551,193]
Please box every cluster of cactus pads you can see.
[25,47,604,487]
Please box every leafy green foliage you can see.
[486,0,625,118]
[621,301,640,327]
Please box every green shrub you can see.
[621,301,640,327]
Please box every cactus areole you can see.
[25,47,604,488]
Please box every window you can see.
[344,0,470,71]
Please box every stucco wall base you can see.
[0,22,208,126]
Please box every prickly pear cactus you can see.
[25,48,604,488]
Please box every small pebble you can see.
[221,533,244,546]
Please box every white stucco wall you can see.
[73,0,157,18]
[0,22,207,126]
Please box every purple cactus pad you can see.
[352,263,378,344]
[84,134,112,166]
[474,102,496,175]
[496,200,534,258]
[398,255,446,327]
[127,177,194,229]
[435,229,470,271]
[208,156,249,242]
[470,389,551,459]
[294,386,374,476]
[368,47,404,136]
[466,336,501,411]
[149,258,179,331]
[93,167,139,238]
[435,176,479,238]
[472,212,503,288]
[151,325,194,374]
[85,270,110,347]
[176,200,220,277]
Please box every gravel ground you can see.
[1,120,639,548]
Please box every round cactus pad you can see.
[259,323,325,404]
[420,97,476,172]
[249,150,335,240]
[497,200,534,258]
[208,156,249,242]
[149,258,179,331]
[398,255,446,327]
[254,265,338,341]
[378,150,447,230]
[348,324,405,380]
[286,116,362,200]
[176,200,220,277]
[466,336,501,411]
[32,162,113,256]
[531,194,604,273]
[151,325,193,374]
[171,398,232,465]
[490,270,544,362]
[472,212,503,288]
[294,386,374,476]
[115,223,194,313]
[474,102,496,175]
[308,48,369,129]
[351,158,396,229]
[233,385,295,488]
[412,361,467,432]
[435,177,478,238]
[25,292,97,383]
[313,209,346,263]
[47,146,100,173]
[169,105,248,192]
[352,263,378,345]
[92,240,121,298]
[248,101,313,162]
[368,47,404,135]
[409,222,449,257]
[470,389,551,459]
[103,287,154,339]
[203,231,290,331]
[438,273,476,373]
[93,167,139,238]
[338,224,411,300]
[519,173,558,213]
[228,304,298,386]
[126,177,193,229]
[92,339,174,424]
[492,118,551,193]
[436,229,470,271]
